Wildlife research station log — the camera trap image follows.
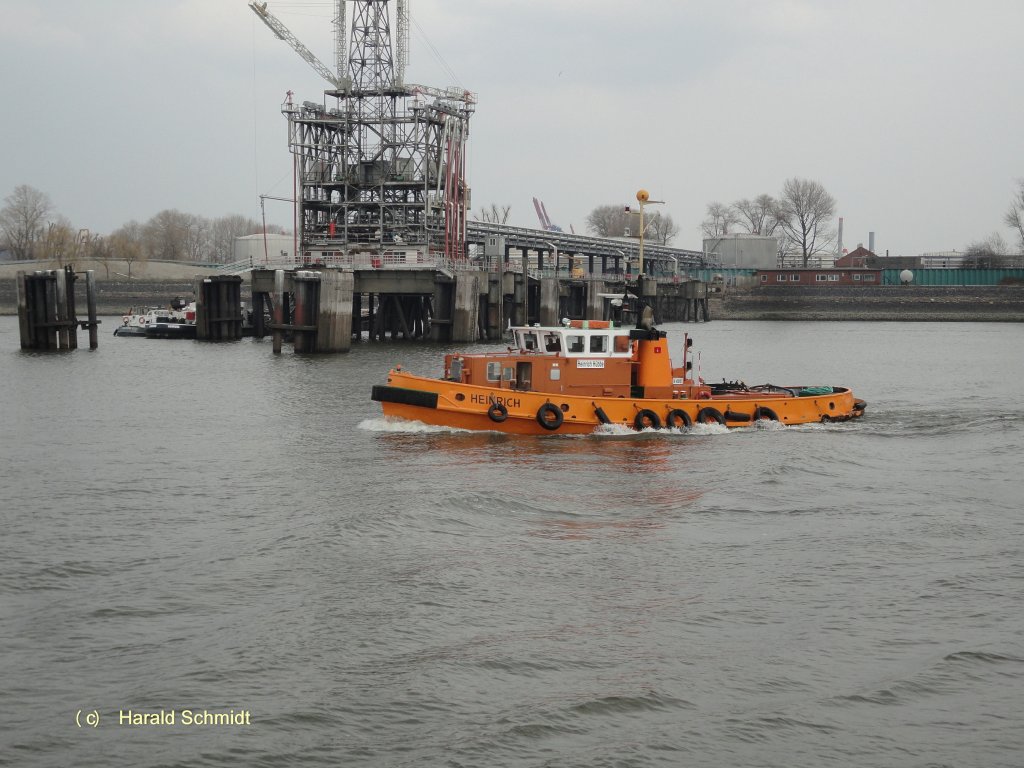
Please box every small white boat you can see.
[114,298,197,339]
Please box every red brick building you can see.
[835,246,875,268]
[755,268,883,286]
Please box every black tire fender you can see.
[633,409,662,430]
[487,402,508,423]
[536,402,564,430]
[696,406,726,425]
[666,409,692,428]
[753,406,779,422]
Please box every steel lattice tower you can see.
[257,0,475,263]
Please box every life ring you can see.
[666,409,692,428]
[536,403,564,431]
[122,316,129,326]
[138,317,147,325]
[487,402,508,423]
[634,409,662,430]
[753,406,778,422]
[695,406,725,425]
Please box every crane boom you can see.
[248,1,344,90]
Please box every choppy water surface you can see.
[2,318,1022,767]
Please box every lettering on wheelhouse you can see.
[471,393,521,408]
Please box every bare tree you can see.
[473,204,512,224]
[733,194,786,236]
[207,214,266,263]
[0,184,53,260]
[646,213,679,245]
[142,209,192,261]
[1005,179,1024,253]
[964,232,1008,269]
[777,178,837,266]
[108,220,146,278]
[183,213,211,262]
[586,205,632,238]
[700,202,739,238]
[84,233,113,278]
[41,217,78,267]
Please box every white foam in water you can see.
[358,417,473,434]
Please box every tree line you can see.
[584,206,679,245]
[699,178,837,267]
[699,177,1024,267]
[0,184,286,275]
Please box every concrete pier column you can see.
[485,271,504,340]
[539,277,560,327]
[586,278,607,320]
[317,270,353,352]
[451,272,481,343]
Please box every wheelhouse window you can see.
[519,332,539,351]
[613,335,631,354]
[487,362,501,381]
[589,335,608,353]
[543,333,561,352]
[566,334,585,353]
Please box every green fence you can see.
[882,268,1024,286]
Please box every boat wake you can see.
[359,417,786,437]
[358,417,474,434]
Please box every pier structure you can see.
[246,265,710,354]
[247,2,712,353]
[251,1,475,270]
[16,267,99,350]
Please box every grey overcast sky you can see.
[1,0,1022,256]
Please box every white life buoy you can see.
[122,316,129,325]
[139,317,147,325]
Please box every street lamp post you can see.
[635,189,664,277]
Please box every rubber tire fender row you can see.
[695,406,726,425]
[665,409,692,429]
[487,402,509,423]
[633,409,662,431]
[536,402,564,431]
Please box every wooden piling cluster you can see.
[649,279,710,323]
[16,267,99,350]
[194,275,243,341]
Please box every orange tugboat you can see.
[372,313,866,435]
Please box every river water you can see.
[2,317,1023,768]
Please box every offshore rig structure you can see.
[249,0,476,264]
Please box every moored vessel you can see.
[372,314,866,435]
[114,298,197,339]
